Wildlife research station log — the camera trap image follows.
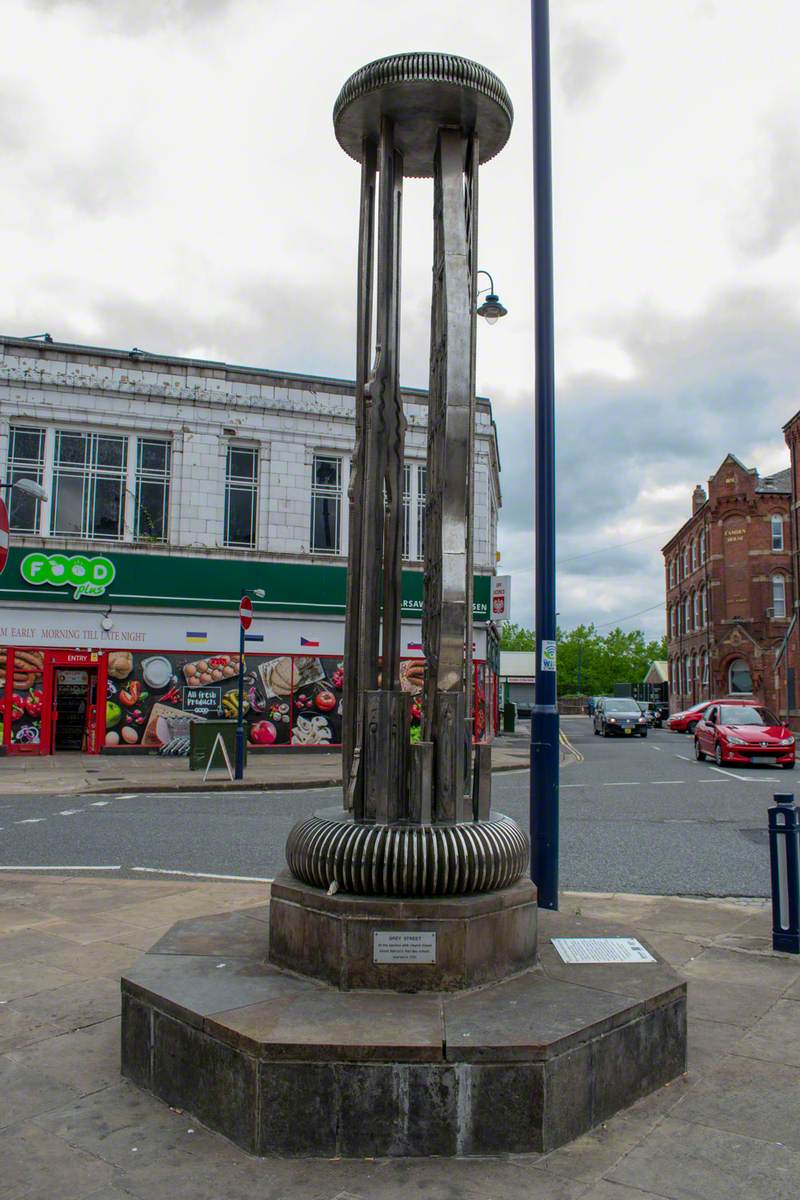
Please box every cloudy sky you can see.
[3,0,800,637]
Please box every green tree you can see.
[555,625,666,697]
[499,622,535,650]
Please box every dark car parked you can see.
[593,697,649,738]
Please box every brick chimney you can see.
[692,484,707,514]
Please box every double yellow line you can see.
[559,727,584,763]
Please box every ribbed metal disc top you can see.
[333,52,513,177]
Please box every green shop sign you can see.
[20,552,116,599]
[3,547,491,620]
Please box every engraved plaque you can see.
[373,931,437,964]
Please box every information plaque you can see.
[551,937,655,964]
[373,931,436,964]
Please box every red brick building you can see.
[663,454,792,716]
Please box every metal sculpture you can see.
[286,52,527,895]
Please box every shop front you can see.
[0,547,497,755]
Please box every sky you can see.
[2,0,800,639]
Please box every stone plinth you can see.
[120,903,687,1157]
[268,870,538,991]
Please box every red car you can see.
[667,701,712,734]
[694,702,795,769]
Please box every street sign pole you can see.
[234,595,253,780]
[530,0,560,910]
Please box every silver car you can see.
[593,697,649,738]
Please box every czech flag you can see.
[300,636,320,647]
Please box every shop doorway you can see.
[52,669,98,752]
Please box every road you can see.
[0,721,791,896]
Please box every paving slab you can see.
[732,996,800,1066]
[672,1054,800,1150]
[0,1055,82,1130]
[0,1120,116,1200]
[7,1016,122,1095]
[607,1115,800,1200]
[8,976,121,1037]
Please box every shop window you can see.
[728,658,752,694]
[771,514,784,551]
[771,574,786,618]
[51,431,126,540]
[310,454,342,554]
[224,446,258,548]
[7,426,45,532]
[134,439,171,542]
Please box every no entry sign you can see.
[0,498,8,576]
[239,595,253,630]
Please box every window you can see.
[682,547,689,577]
[676,658,682,694]
[771,574,786,618]
[728,658,752,694]
[417,465,427,560]
[668,559,675,588]
[224,446,258,548]
[701,586,708,626]
[7,426,45,532]
[402,465,411,560]
[691,540,697,571]
[699,529,706,564]
[683,595,691,631]
[771,514,784,551]
[693,591,700,628]
[51,431,126,539]
[684,654,691,690]
[310,454,342,554]
[134,439,170,542]
[702,652,709,686]
[670,606,676,638]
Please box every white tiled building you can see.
[0,335,501,757]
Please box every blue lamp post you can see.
[530,0,560,910]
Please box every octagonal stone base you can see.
[268,871,538,990]
[120,901,687,1157]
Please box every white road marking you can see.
[649,781,685,785]
[14,818,46,825]
[708,765,751,782]
[650,745,664,751]
[131,866,271,882]
[561,784,584,789]
[58,809,83,816]
[115,794,139,800]
[603,782,641,787]
[0,864,121,871]
[90,801,109,807]
[697,779,726,784]
[675,755,692,762]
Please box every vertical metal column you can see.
[530,0,560,908]
[343,139,376,813]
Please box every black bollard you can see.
[768,793,800,954]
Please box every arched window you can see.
[676,657,682,694]
[771,514,784,551]
[701,586,708,626]
[683,595,691,631]
[699,530,706,564]
[668,559,675,588]
[691,540,697,571]
[685,654,692,691]
[702,652,709,687]
[693,591,700,627]
[728,659,752,694]
[772,574,786,618]
[682,547,689,577]
[670,606,677,637]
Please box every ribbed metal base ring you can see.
[286,809,529,896]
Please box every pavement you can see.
[0,728,539,797]
[2,872,799,1199]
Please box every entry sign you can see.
[0,498,8,576]
[239,595,253,630]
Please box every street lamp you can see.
[0,477,49,501]
[476,269,508,325]
[235,586,266,780]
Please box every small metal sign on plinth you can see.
[373,931,437,964]
[552,937,655,964]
